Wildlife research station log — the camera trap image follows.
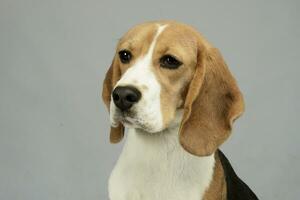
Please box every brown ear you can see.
[179,47,245,156]
[102,57,125,143]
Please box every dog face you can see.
[102,21,245,156]
[108,23,199,132]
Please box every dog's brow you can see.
[144,24,168,58]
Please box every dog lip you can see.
[118,112,146,130]
[119,114,134,126]
[121,118,133,125]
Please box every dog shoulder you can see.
[217,150,259,200]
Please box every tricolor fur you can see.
[102,20,258,200]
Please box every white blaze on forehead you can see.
[112,24,167,132]
[143,24,167,62]
[117,24,167,86]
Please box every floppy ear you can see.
[179,47,245,156]
[102,57,125,143]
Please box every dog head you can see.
[102,21,244,156]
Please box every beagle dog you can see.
[102,21,258,200]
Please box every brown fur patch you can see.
[203,153,227,200]
[102,58,124,143]
[179,47,244,156]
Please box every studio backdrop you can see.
[0,0,299,199]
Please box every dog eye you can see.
[160,55,182,69]
[119,50,132,64]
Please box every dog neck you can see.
[124,111,215,172]
[109,111,216,200]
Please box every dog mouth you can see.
[116,110,139,126]
[114,110,153,132]
[120,115,135,126]
[120,116,146,130]
[111,104,163,133]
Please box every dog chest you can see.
[108,128,215,200]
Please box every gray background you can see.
[0,0,299,199]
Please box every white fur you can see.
[110,25,166,133]
[108,111,215,200]
[109,25,215,200]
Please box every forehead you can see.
[117,22,201,54]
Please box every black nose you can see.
[112,86,141,111]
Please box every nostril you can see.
[126,94,137,102]
[112,93,120,101]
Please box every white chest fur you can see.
[108,125,215,200]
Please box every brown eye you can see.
[119,50,132,64]
[160,55,182,69]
